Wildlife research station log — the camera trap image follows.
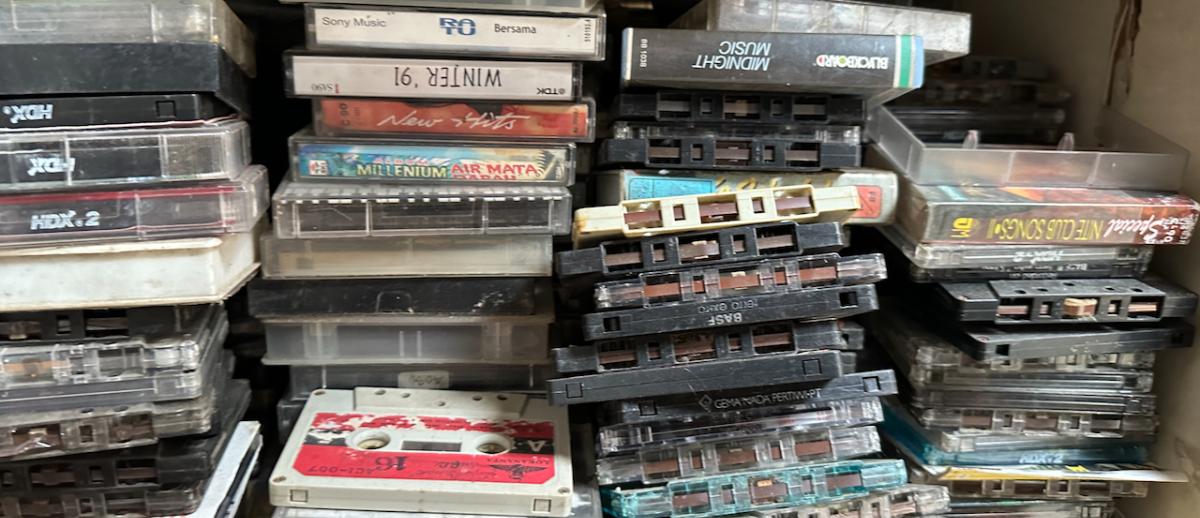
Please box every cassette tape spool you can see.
[0,94,234,131]
[0,304,229,412]
[557,221,846,280]
[934,278,1198,325]
[305,5,605,61]
[313,98,596,142]
[290,129,576,185]
[607,370,897,425]
[286,53,581,102]
[581,283,879,341]
[249,278,544,317]
[598,397,884,456]
[548,349,851,406]
[270,388,574,516]
[620,30,924,103]
[612,92,864,125]
[594,169,898,226]
[746,485,951,518]
[572,185,860,246]
[603,460,908,518]
[0,230,259,312]
[955,322,1194,361]
[289,364,553,398]
[272,481,602,518]
[280,0,600,15]
[598,122,861,172]
[273,182,572,238]
[914,406,1158,440]
[0,165,267,249]
[261,234,553,279]
[909,387,1156,416]
[597,426,881,485]
[555,319,858,375]
[878,226,1155,272]
[593,253,886,310]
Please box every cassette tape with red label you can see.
[270,388,573,516]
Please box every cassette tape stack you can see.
[268,0,601,515]
[0,1,265,516]
[863,58,1199,516]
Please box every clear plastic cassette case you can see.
[0,119,251,191]
[0,230,259,312]
[909,387,1155,416]
[0,165,267,248]
[288,363,551,397]
[0,305,229,412]
[746,485,950,518]
[0,480,207,518]
[305,5,605,61]
[880,226,1155,271]
[272,182,571,238]
[260,234,552,279]
[597,426,881,485]
[313,98,595,142]
[916,406,1158,440]
[280,0,599,14]
[943,500,1116,518]
[674,0,970,64]
[0,0,255,74]
[603,460,908,518]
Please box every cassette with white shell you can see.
[270,388,573,516]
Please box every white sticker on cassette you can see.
[312,8,598,58]
[289,55,577,101]
[396,370,451,389]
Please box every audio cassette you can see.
[907,460,1184,501]
[313,98,595,142]
[934,278,1197,325]
[249,277,543,317]
[744,485,950,518]
[914,406,1158,440]
[953,321,1194,361]
[288,364,552,398]
[597,122,861,172]
[273,481,600,518]
[261,234,553,279]
[612,92,863,125]
[0,94,233,131]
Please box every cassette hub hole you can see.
[474,434,512,455]
[354,431,391,450]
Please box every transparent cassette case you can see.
[0,305,229,412]
[262,291,553,365]
[0,0,255,75]
[260,234,552,279]
[0,165,267,248]
[273,182,571,238]
[915,406,1158,441]
[305,5,605,61]
[288,364,552,397]
[604,460,908,518]
[880,226,1154,272]
[290,130,576,185]
[280,0,599,14]
[0,480,207,518]
[869,106,1189,190]
[0,230,259,312]
[272,481,601,518]
[0,119,251,191]
[674,0,970,64]
[745,485,950,518]
[942,501,1115,518]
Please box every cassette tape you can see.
[557,221,846,280]
[0,378,249,491]
[0,165,266,248]
[572,185,860,246]
[606,370,897,425]
[595,169,897,226]
[604,460,908,518]
[280,0,599,14]
[313,98,595,142]
[613,92,864,126]
[0,304,216,342]
[599,122,861,172]
[289,364,552,398]
[0,376,247,461]
[933,278,1198,325]
[598,426,880,486]
[907,460,1185,501]
[915,402,1159,440]
[620,29,924,103]
[272,481,602,518]
[598,397,884,456]
[291,130,574,186]
[882,401,1149,466]
[909,386,1155,416]
[745,485,950,518]
[249,278,543,317]
[879,226,1155,272]
[270,388,574,516]
[908,261,1150,283]
[549,349,851,405]
[593,253,886,310]
[889,106,1066,145]
[286,53,581,102]
[306,5,604,61]
[942,56,1050,81]
[942,501,1115,518]
[0,230,259,312]
[0,304,229,412]
[261,291,553,365]
[582,284,879,341]
[180,421,262,518]
[261,234,552,279]
[954,322,1194,361]
[0,94,233,131]
[895,78,1072,106]
[897,181,1200,246]
[0,119,250,191]
[674,0,969,64]
[555,319,858,374]
[272,182,571,238]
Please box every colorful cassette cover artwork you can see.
[295,141,572,183]
[317,99,592,140]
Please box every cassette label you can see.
[315,99,593,141]
[288,54,579,101]
[309,6,602,60]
